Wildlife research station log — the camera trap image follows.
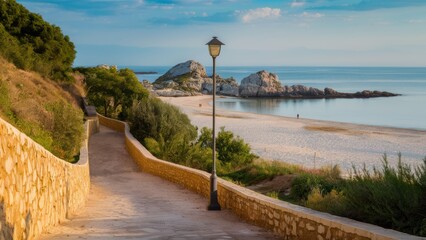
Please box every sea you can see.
[125,66,426,130]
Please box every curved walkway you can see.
[41,126,276,239]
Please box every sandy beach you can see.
[160,95,426,174]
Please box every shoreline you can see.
[212,96,426,133]
[160,95,426,174]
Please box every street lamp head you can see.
[206,36,225,58]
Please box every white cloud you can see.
[409,19,424,24]
[291,1,305,8]
[300,12,324,18]
[241,7,281,23]
[182,11,196,16]
[120,0,144,9]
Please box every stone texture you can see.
[152,60,239,97]
[153,60,209,96]
[0,117,98,240]
[160,60,207,80]
[239,70,282,97]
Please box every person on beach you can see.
[297,114,299,119]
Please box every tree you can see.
[78,67,149,119]
[0,0,76,81]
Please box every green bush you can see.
[306,187,346,215]
[14,118,54,153]
[197,127,256,174]
[343,154,426,236]
[129,96,197,144]
[290,174,322,200]
[223,159,302,186]
[128,96,212,168]
[46,101,84,161]
[266,191,280,199]
[290,166,343,201]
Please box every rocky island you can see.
[144,60,399,98]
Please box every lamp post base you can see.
[208,202,221,211]
[208,173,221,211]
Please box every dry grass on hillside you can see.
[0,57,83,126]
[0,56,86,160]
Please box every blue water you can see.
[125,66,426,130]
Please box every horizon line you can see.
[73,64,426,68]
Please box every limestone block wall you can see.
[0,117,98,240]
[97,114,421,240]
[98,114,125,132]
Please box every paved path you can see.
[41,126,276,239]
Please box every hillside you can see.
[0,0,75,81]
[0,56,85,161]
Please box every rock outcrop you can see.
[238,70,399,98]
[152,60,239,97]
[201,75,239,96]
[153,60,207,95]
[149,61,399,98]
[158,60,207,80]
[239,71,282,97]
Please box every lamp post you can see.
[206,36,224,211]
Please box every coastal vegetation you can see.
[0,57,84,162]
[75,67,149,120]
[128,96,254,173]
[0,2,84,162]
[0,0,75,81]
[343,155,426,236]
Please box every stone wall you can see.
[98,114,125,132]
[0,117,98,240]
[97,114,421,240]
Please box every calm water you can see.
[126,66,426,130]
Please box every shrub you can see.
[290,174,322,200]
[343,154,426,236]
[13,117,54,153]
[129,96,197,144]
[290,166,343,201]
[223,158,303,186]
[128,96,212,168]
[143,128,212,171]
[143,137,162,157]
[197,127,256,174]
[306,187,346,215]
[46,101,84,161]
[266,191,280,199]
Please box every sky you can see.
[17,0,426,67]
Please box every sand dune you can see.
[161,95,426,174]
